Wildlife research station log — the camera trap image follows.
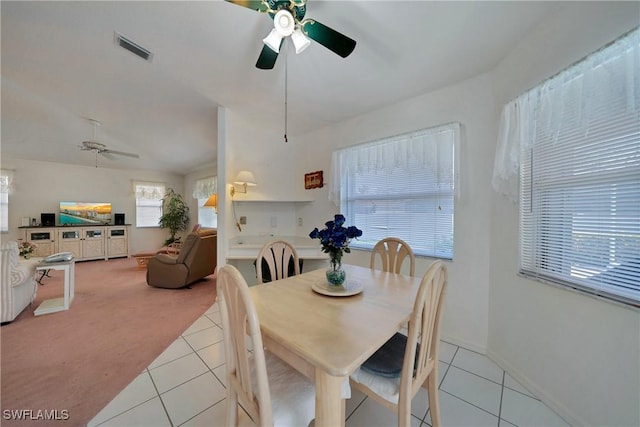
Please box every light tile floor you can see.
[89,302,569,427]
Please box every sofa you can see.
[146,229,217,289]
[1,241,39,323]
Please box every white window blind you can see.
[133,181,165,228]
[331,123,459,259]
[0,171,12,233]
[517,28,640,306]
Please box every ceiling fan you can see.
[226,0,356,69]
[80,119,139,166]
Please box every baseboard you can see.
[486,349,583,426]
[440,333,486,355]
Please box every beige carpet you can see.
[0,258,217,427]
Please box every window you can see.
[0,170,12,233]
[133,182,165,227]
[192,176,217,229]
[330,123,459,259]
[495,28,640,306]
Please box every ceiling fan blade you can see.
[225,0,269,13]
[99,152,117,160]
[103,149,140,159]
[301,19,356,58]
[256,44,279,69]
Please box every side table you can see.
[34,258,75,316]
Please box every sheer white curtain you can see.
[192,176,217,200]
[0,169,14,194]
[132,181,165,199]
[492,27,639,202]
[330,124,460,205]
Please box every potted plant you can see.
[159,188,190,246]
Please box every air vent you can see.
[114,32,153,62]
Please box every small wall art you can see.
[304,170,323,189]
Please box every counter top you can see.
[227,235,326,260]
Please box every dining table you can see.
[248,263,422,427]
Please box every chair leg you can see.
[226,391,239,427]
[427,373,441,427]
[397,389,412,427]
[398,407,412,427]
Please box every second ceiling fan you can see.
[227,0,356,69]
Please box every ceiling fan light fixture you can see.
[263,28,283,53]
[273,9,295,37]
[291,28,311,54]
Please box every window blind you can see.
[519,28,640,306]
[133,182,165,228]
[333,123,459,259]
[0,173,10,232]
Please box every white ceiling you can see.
[1,1,561,174]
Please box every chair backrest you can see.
[218,265,274,426]
[400,260,447,398]
[256,240,300,284]
[370,238,416,276]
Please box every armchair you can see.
[146,229,217,289]
[1,241,39,323]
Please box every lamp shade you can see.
[234,171,257,186]
[263,29,283,53]
[203,193,217,208]
[291,28,311,54]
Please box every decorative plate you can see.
[311,279,363,297]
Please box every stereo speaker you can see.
[114,213,125,225]
[41,213,55,226]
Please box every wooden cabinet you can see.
[22,225,129,261]
[25,228,56,257]
[83,228,106,259]
[58,227,106,260]
[58,229,82,259]
[107,227,128,258]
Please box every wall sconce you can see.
[230,170,257,197]
[203,193,217,213]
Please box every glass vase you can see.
[326,260,346,286]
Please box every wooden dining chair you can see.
[217,265,315,427]
[256,240,301,284]
[370,237,416,276]
[349,260,448,427]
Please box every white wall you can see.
[220,109,312,281]
[1,157,184,255]
[292,72,498,353]
[487,3,640,426]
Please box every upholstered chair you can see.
[1,241,39,323]
[146,229,217,289]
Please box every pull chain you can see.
[284,48,288,143]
